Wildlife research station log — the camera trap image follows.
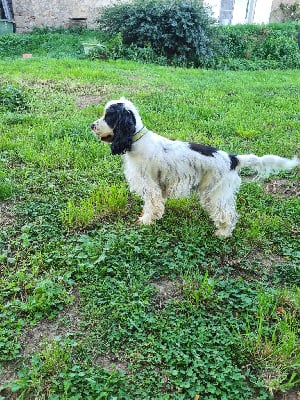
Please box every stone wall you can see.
[11,0,112,32]
[270,0,300,21]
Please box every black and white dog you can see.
[91,98,299,237]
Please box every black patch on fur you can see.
[104,104,122,129]
[105,103,136,155]
[157,169,162,182]
[189,142,218,157]
[157,169,166,194]
[229,154,239,170]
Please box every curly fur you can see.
[91,98,299,237]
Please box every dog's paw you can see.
[214,228,232,238]
[138,214,154,225]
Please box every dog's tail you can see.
[236,154,299,178]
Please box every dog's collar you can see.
[132,126,148,142]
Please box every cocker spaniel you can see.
[91,98,299,237]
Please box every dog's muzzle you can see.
[91,124,114,143]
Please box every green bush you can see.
[214,23,300,69]
[97,0,216,67]
[0,34,32,58]
[257,33,300,63]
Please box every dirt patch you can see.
[274,390,300,400]
[94,354,128,373]
[21,289,81,356]
[76,94,104,109]
[151,278,182,309]
[249,250,286,268]
[221,250,286,269]
[264,179,299,198]
[0,289,81,387]
[0,201,16,228]
[217,249,288,282]
[0,361,18,389]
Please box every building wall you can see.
[252,0,273,23]
[231,0,273,24]
[11,0,111,32]
[231,0,248,24]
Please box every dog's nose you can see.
[91,123,96,130]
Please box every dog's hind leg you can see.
[201,173,241,237]
[203,197,238,237]
[211,203,238,237]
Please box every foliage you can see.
[214,22,300,70]
[0,30,104,59]
[0,22,299,69]
[0,58,299,398]
[97,0,216,67]
[0,84,30,112]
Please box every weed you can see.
[0,175,13,201]
[236,288,300,393]
[0,84,30,112]
[182,270,216,306]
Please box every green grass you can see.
[0,30,104,59]
[0,57,299,399]
[61,183,129,228]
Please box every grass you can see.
[61,183,129,228]
[0,56,299,399]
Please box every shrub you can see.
[214,22,300,70]
[0,34,32,58]
[97,0,217,67]
[257,33,300,64]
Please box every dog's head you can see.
[91,98,140,155]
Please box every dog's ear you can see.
[111,106,136,155]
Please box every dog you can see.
[91,98,299,237]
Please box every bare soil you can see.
[151,278,182,310]
[0,201,16,228]
[0,289,81,387]
[76,94,104,109]
[264,178,299,199]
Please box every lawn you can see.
[0,58,299,399]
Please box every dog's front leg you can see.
[138,189,165,225]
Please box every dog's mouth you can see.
[92,129,114,143]
[100,134,113,143]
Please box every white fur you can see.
[92,98,299,237]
